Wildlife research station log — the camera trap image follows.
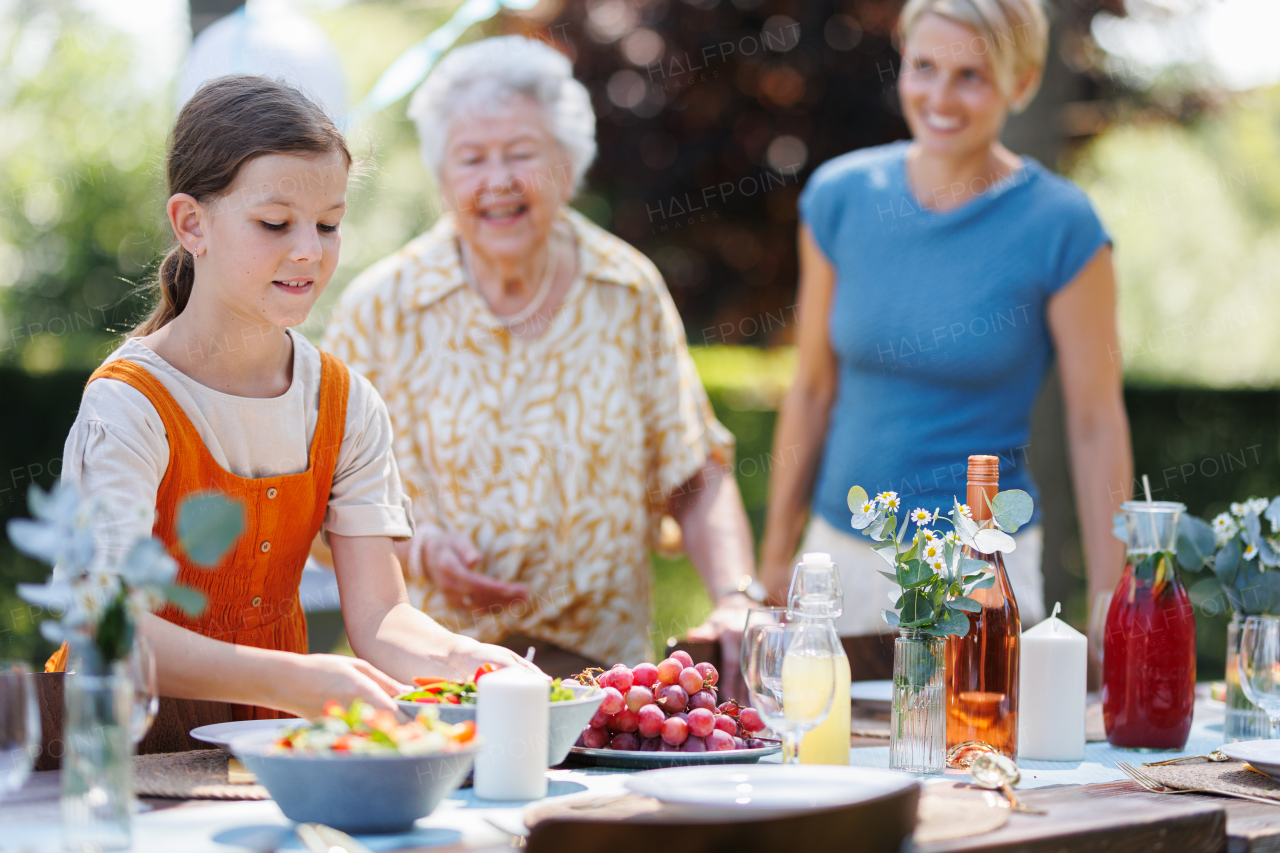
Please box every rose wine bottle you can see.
[945,455,1021,760]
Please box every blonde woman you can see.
[760,0,1132,648]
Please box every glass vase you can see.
[62,669,132,852]
[891,631,946,774]
[1226,614,1273,742]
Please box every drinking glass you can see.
[126,637,158,745]
[0,661,40,796]
[744,619,838,765]
[1239,615,1280,732]
[787,554,843,618]
[740,606,787,685]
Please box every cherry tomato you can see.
[415,696,440,704]
[473,663,503,683]
[445,694,461,704]
[413,676,448,687]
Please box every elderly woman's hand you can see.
[685,596,754,703]
[406,527,530,612]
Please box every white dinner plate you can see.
[625,764,917,813]
[190,719,294,753]
[850,680,893,705]
[1220,741,1280,778]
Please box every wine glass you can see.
[0,661,40,795]
[1239,615,1280,736]
[740,606,787,689]
[744,619,838,765]
[126,637,158,745]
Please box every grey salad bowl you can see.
[396,680,603,766]
[230,730,477,834]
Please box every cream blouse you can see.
[61,329,413,566]
[323,210,732,665]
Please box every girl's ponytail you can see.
[135,246,195,337]
[130,75,351,337]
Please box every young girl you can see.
[60,76,532,720]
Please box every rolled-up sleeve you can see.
[325,371,414,540]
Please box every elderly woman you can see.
[759,0,1133,648]
[324,37,760,669]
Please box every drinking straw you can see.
[1140,475,1161,552]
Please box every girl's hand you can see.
[281,654,411,719]
[449,637,545,680]
[407,528,529,611]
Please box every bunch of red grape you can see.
[575,650,768,753]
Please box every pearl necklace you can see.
[459,236,559,329]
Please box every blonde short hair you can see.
[899,0,1049,113]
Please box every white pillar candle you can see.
[473,666,549,800]
[1018,602,1087,761]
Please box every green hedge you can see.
[0,367,1275,675]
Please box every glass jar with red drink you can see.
[1103,500,1196,750]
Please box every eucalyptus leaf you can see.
[1245,511,1263,548]
[953,500,978,543]
[1258,536,1280,569]
[972,528,1017,554]
[6,518,59,564]
[874,545,898,567]
[880,609,901,627]
[951,596,982,613]
[1267,497,1280,531]
[848,485,868,514]
[899,589,931,624]
[1240,571,1280,615]
[991,489,1033,534]
[966,574,997,592]
[1214,537,1242,588]
[937,608,972,636]
[959,558,989,577]
[163,583,207,617]
[878,570,901,586]
[176,492,245,568]
[900,560,933,588]
[1175,515,1217,571]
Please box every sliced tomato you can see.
[473,663,502,683]
[415,696,440,704]
[413,676,448,687]
[445,694,461,704]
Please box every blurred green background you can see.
[1,1,1278,675]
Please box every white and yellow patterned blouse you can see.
[323,209,732,665]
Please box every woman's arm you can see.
[1047,245,1133,630]
[670,459,757,613]
[758,224,840,601]
[138,612,407,719]
[329,532,540,682]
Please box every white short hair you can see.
[899,0,1049,113]
[407,36,597,192]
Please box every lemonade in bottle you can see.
[788,552,852,765]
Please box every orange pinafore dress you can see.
[85,351,349,721]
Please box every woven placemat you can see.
[134,750,269,800]
[1143,758,1280,801]
[524,787,1008,841]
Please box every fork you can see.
[1116,761,1280,805]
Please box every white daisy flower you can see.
[925,555,946,573]
[1245,544,1259,561]
[950,503,972,519]
[944,531,958,544]
[1212,513,1239,546]
[1249,497,1271,515]
[878,492,901,511]
[910,508,932,524]
[860,501,876,515]
[1232,502,1248,518]
[919,528,937,543]
[920,541,944,561]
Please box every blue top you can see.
[800,141,1110,527]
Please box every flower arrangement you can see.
[847,486,1034,636]
[1175,496,1280,615]
[10,481,244,674]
